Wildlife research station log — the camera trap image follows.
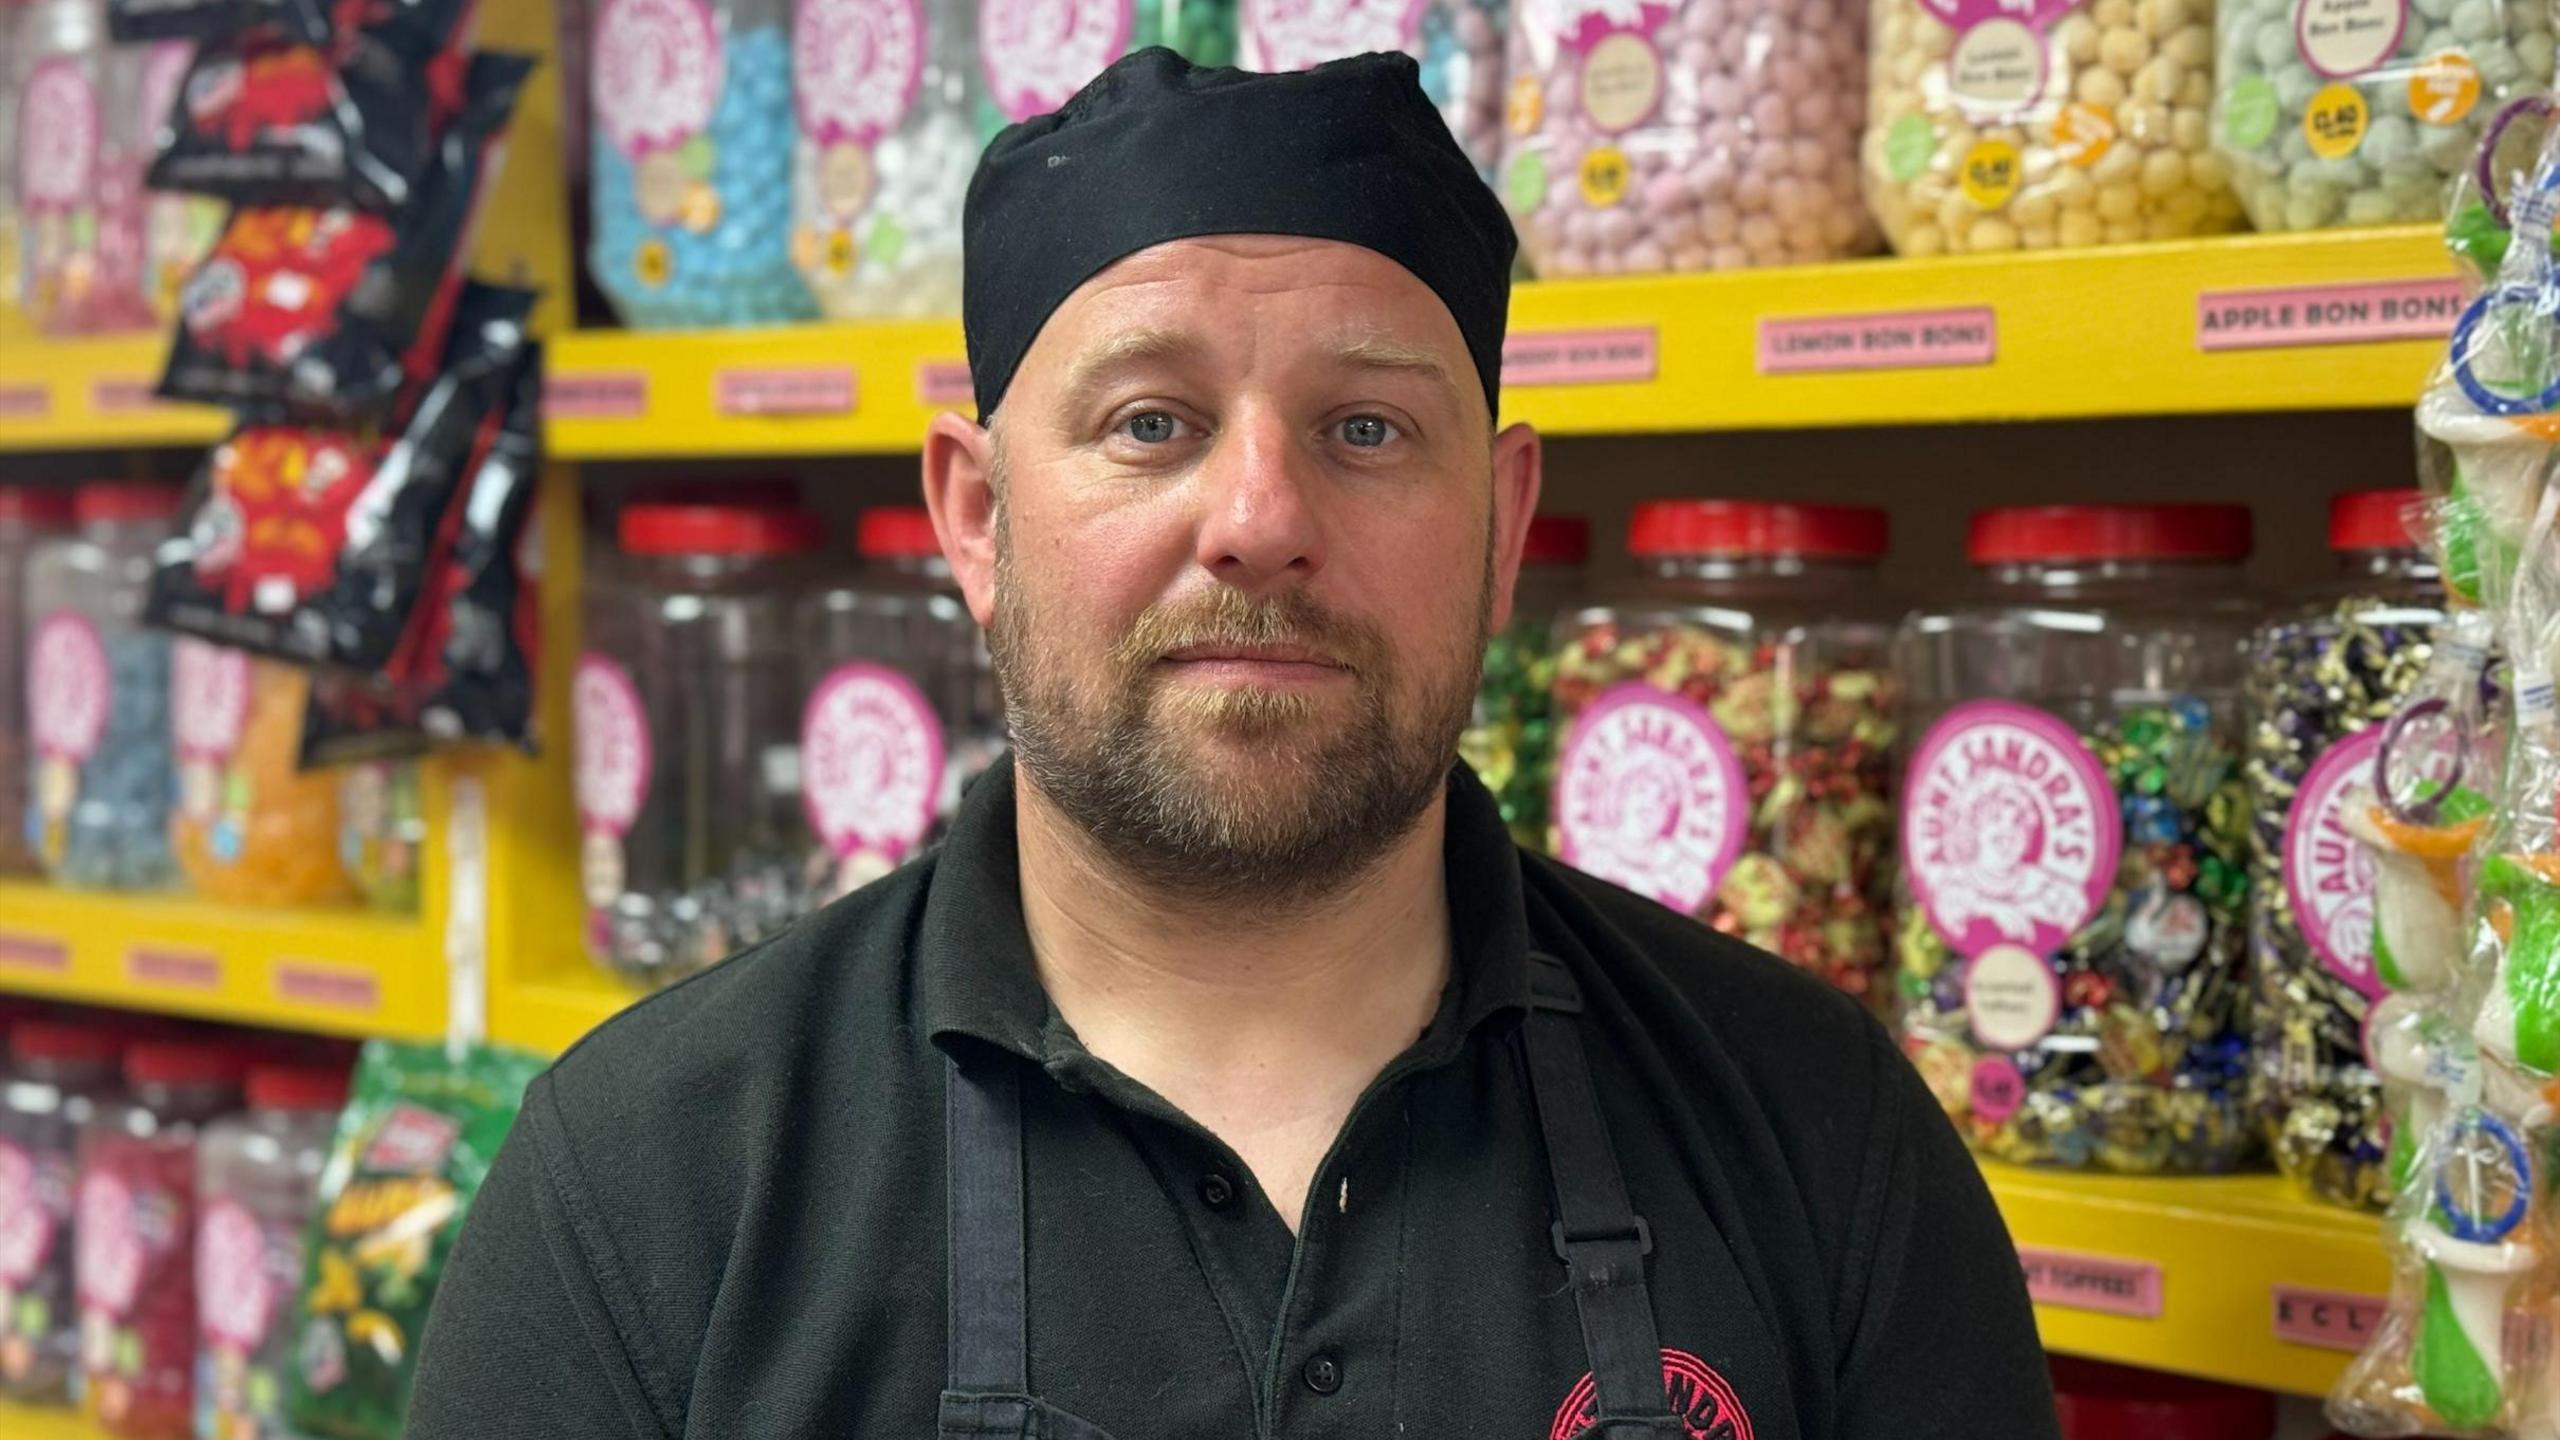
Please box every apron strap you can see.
[1521,952,1673,1424]
[946,1055,1031,1397]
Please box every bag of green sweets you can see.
[284,1039,547,1440]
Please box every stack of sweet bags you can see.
[2326,96,2560,1440]
[105,0,548,846]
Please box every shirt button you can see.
[1199,1172,1236,1209]
[1302,1352,1343,1395]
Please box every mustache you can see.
[1108,587,1386,674]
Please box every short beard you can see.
[988,494,1491,910]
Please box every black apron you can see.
[936,952,1684,1439]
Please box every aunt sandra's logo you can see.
[1548,1348,1753,1440]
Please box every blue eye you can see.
[1125,412,1178,443]
[1341,415,1397,448]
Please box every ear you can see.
[1484,422,1545,634]
[922,410,999,628]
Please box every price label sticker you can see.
[2052,103,2116,169]
[1961,138,2022,209]
[1578,146,1631,208]
[2306,82,2369,159]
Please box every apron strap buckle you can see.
[1553,1216,1652,1262]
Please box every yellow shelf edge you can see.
[0,320,224,455]
[0,1398,102,1439]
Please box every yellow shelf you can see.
[0,1399,99,1438]
[0,882,446,1042]
[0,312,225,454]
[1986,1163,2389,1397]
[543,226,2455,459]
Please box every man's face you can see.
[928,235,1541,903]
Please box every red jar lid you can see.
[1522,515,1591,566]
[74,482,183,526]
[2050,1357,2275,1440]
[620,503,825,557]
[2329,488,2423,553]
[0,486,75,529]
[123,1039,243,1090]
[857,506,942,559]
[1627,500,1888,561]
[247,1063,351,1113]
[9,1020,123,1069]
[1968,504,2253,565]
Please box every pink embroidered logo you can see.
[1548,1348,1755,1440]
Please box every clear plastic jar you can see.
[1460,515,1588,850]
[76,1040,241,1440]
[0,1020,124,1407]
[588,0,817,328]
[194,1063,347,1440]
[1862,0,2245,256]
[973,0,1236,140]
[0,487,75,879]
[1242,0,1507,178]
[14,0,156,333]
[2213,0,2552,231]
[579,501,824,986]
[2248,490,2444,1209]
[1895,503,2258,1174]
[1501,0,1873,276]
[1550,502,1901,1001]
[133,40,220,322]
[24,483,183,892]
[795,506,999,898]
[790,0,978,318]
[169,646,354,908]
[336,761,424,914]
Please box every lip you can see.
[1160,642,1346,668]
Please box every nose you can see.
[1191,406,1326,595]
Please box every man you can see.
[409,50,2056,1439]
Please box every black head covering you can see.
[962,48,1517,422]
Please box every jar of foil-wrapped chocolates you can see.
[1461,515,1588,849]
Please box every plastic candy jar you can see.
[169,644,354,908]
[336,761,424,914]
[1460,515,1587,850]
[0,1020,124,1407]
[1862,0,2246,255]
[76,1039,241,1440]
[2247,490,2445,1208]
[133,41,219,321]
[579,501,825,986]
[588,0,817,328]
[795,506,998,898]
[1242,0,1507,177]
[1500,0,1873,275]
[974,0,1235,140]
[0,486,75,879]
[193,1063,347,1440]
[790,0,978,318]
[1550,502,1900,1001]
[1895,503,2258,1174]
[24,483,183,892]
[14,0,157,333]
[2213,0,2552,231]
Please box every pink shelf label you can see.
[545,371,651,420]
[2197,279,2462,351]
[1758,307,1996,374]
[0,934,68,973]
[2018,1245,2163,1318]
[1503,327,1659,387]
[274,962,382,1013]
[915,361,974,407]
[89,378,165,414]
[0,385,48,420]
[125,947,220,991]
[714,365,857,417]
[2272,1285,2385,1351]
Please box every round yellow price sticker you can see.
[1959,138,2022,210]
[1579,146,1632,208]
[2304,82,2368,160]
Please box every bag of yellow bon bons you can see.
[1863,0,2246,254]
[169,640,356,907]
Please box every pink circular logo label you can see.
[19,59,99,213]
[196,1200,274,1353]
[1554,682,1749,914]
[573,654,653,836]
[592,0,723,157]
[801,663,947,861]
[74,1171,141,1316]
[795,0,926,145]
[171,639,251,765]
[29,612,110,765]
[0,1142,49,1288]
[1969,1054,2026,1123]
[1244,0,1430,71]
[979,0,1134,121]
[1903,700,2122,959]
[2286,728,2386,999]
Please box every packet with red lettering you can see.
[154,51,528,422]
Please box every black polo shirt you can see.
[408,762,2056,1440]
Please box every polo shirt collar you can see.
[916,757,1536,1062]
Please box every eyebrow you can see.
[1054,329,1213,422]
[1327,336,1465,411]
